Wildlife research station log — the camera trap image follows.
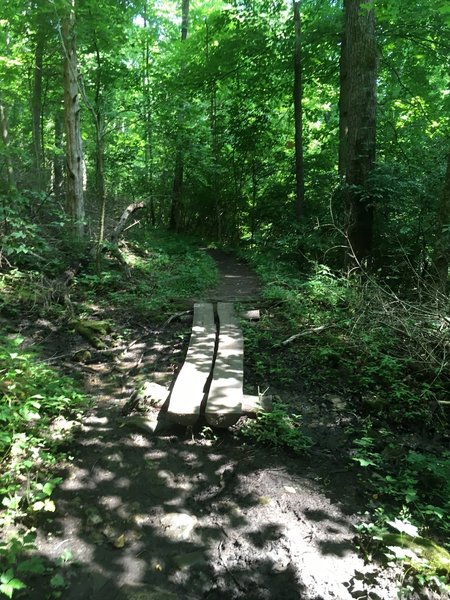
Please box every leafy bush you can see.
[0,335,86,515]
[76,232,218,320]
[241,401,312,454]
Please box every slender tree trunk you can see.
[62,0,85,240]
[339,0,377,266]
[433,151,450,292]
[293,0,305,221]
[0,102,15,189]
[90,40,107,249]
[32,29,45,191]
[169,0,190,232]
[206,18,221,241]
[142,3,156,226]
[53,109,64,201]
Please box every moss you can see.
[72,349,92,363]
[382,533,450,576]
[71,319,111,349]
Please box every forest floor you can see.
[8,251,445,600]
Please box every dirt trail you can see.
[202,250,260,302]
[25,252,403,600]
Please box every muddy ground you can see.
[7,252,443,600]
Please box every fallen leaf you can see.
[114,534,126,549]
[258,496,271,505]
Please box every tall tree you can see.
[31,23,46,191]
[0,101,15,190]
[62,0,85,240]
[169,0,190,232]
[433,149,450,291]
[339,0,377,266]
[293,0,304,221]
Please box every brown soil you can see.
[6,252,445,600]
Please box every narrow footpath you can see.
[26,251,403,600]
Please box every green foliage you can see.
[243,245,449,596]
[76,231,218,320]
[356,509,450,595]
[0,531,44,599]
[0,334,85,597]
[0,192,50,267]
[0,335,86,518]
[241,401,312,454]
[350,424,450,535]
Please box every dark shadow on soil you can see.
[25,405,363,600]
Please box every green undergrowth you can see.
[242,247,450,593]
[1,229,218,323]
[0,335,87,598]
[241,401,312,454]
[75,230,218,320]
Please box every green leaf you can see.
[387,518,419,537]
[0,570,26,598]
[42,482,55,496]
[50,573,66,588]
[353,457,375,467]
[17,557,45,575]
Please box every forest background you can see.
[0,0,450,597]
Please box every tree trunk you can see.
[433,151,450,292]
[53,109,65,201]
[91,40,106,249]
[32,29,45,191]
[142,3,155,226]
[0,101,15,189]
[169,0,190,232]
[339,0,377,266]
[206,18,221,241]
[293,0,305,221]
[62,0,85,240]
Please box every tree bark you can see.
[293,0,305,221]
[169,0,190,232]
[110,201,146,245]
[62,0,85,240]
[142,3,156,226]
[433,151,450,292]
[53,109,65,201]
[0,101,15,189]
[32,28,45,191]
[91,39,106,248]
[206,18,221,241]
[339,0,377,266]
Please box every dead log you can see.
[110,201,146,245]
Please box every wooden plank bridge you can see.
[166,302,244,428]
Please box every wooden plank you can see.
[166,303,216,425]
[205,302,243,428]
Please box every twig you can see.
[281,324,330,346]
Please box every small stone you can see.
[160,512,198,542]
[258,496,272,505]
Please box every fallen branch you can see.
[110,201,146,245]
[281,324,329,346]
[164,309,193,326]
